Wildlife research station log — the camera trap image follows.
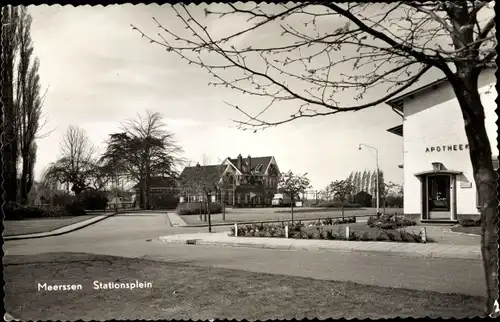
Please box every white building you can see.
[386,68,498,223]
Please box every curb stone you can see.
[157,236,482,260]
[444,228,480,237]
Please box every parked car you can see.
[272,193,293,207]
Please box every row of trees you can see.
[347,170,385,199]
[2,6,47,207]
[320,177,403,213]
[41,110,184,210]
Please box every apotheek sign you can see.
[425,144,469,153]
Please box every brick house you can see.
[133,176,179,209]
[179,154,280,207]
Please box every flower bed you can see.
[366,213,417,229]
[229,220,429,243]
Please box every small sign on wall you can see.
[460,182,473,188]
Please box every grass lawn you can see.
[451,226,481,235]
[3,215,99,236]
[180,208,390,226]
[4,252,485,320]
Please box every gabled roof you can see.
[179,165,226,187]
[228,156,273,175]
[133,176,177,189]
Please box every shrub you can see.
[407,231,423,243]
[322,218,333,225]
[52,192,74,206]
[81,190,108,211]
[290,221,304,232]
[368,213,416,229]
[150,193,179,209]
[349,232,361,241]
[376,231,387,241]
[307,232,315,239]
[317,227,325,239]
[65,200,86,216]
[385,231,397,241]
[3,202,75,220]
[360,232,371,241]
[459,218,481,227]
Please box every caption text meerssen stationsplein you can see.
[37,280,153,291]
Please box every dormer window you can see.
[255,164,263,172]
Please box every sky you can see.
[27,3,460,190]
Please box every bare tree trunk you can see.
[207,194,212,232]
[20,151,30,204]
[453,70,498,314]
[341,200,345,221]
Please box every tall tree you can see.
[42,126,103,197]
[365,170,372,193]
[278,170,311,223]
[135,2,498,312]
[101,110,184,209]
[352,171,359,195]
[370,171,377,198]
[346,171,355,202]
[1,6,20,205]
[360,170,367,193]
[15,8,46,205]
[355,171,362,195]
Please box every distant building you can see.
[133,177,178,209]
[179,154,281,207]
[386,67,498,223]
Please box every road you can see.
[3,212,486,297]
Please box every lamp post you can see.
[358,144,380,216]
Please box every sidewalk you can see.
[4,212,118,241]
[166,212,187,227]
[158,232,482,260]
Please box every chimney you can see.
[237,154,243,170]
[247,155,252,171]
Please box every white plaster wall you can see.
[403,77,497,216]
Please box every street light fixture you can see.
[358,143,380,216]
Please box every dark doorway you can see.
[427,175,451,219]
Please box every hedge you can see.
[3,202,87,220]
[317,201,362,208]
[459,218,481,227]
[177,202,223,215]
